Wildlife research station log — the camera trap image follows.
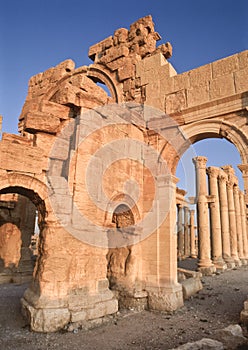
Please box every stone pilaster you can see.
[190,210,197,258]
[193,156,215,275]
[177,204,184,259]
[218,171,235,268]
[207,167,226,271]
[223,166,241,266]
[146,174,183,312]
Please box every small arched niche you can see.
[112,204,135,229]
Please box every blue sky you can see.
[0,0,247,192]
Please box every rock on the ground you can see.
[170,338,224,349]
[215,324,248,348]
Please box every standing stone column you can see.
[207,166,226,271]
[177,204,184,259]
[240,191,248,261]
[218,171,235,268]
[223,166,241,266]
[234,185,246,264]
[238,164,248,204]
[193,156,215,275]
[184,206,190,258]
[190,209,197,258]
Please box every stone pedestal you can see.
[193,157,215,275]
[21,224,118,332]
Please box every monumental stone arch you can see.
[0,15,247,331]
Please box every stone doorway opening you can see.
[0,187,45,285]
[106,204,137,308]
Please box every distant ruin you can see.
[0,15,247,331]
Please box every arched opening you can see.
[175,136,244,272]
[107,204,135,297]
[0,186,46,284]
[96,81,112,97]
[112,204,135,229]
[177,138,243,201]
[86,66,122,103]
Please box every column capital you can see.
[221,165,235,176]
[207,166,219,178]
[238,164,248,175]
[192,156,208,169]
[227,180,235,189]
[218,170,228,183]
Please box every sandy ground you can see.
[0,262,247,350]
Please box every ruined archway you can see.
[181,118,248,165]
[0,181,48,281]
[0,193,38,284]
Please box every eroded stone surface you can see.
[0,15,247,332]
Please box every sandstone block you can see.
[24,112,60,134]
[165,90,187,114]
[71,310,87,323]
[41,257,69,282]
[118,61,135,81]
[209,74,235,100]
[173,72,190,92]
[41,101,71,120]
[106,56,127,71]
[181,277,203,299]
[187,84,210,107]
[99,46,129,65]
[88,36,113,60]
[68,293,102,311]
[0,142,46,173]
[2,133,32,145]
[86,299,118,320]
[189,64,211,88]
[55,59,75,72]
[113,28,129,46]
[22,300,70,332]
[234,67,248,93]
[238,50,248,70]
[212,54,239,78]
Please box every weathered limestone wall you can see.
[0,15,247,331]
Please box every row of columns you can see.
[177,204,197,259]
[193,156,248,275]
